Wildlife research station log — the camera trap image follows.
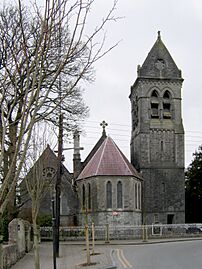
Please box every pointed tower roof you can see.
[77,136,141,180]
[137,31,182,80]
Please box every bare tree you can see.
[75,182,96,265]
[22,124,56,269]
[0,0,119,219]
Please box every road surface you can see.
[111,240,202,269]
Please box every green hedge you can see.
[37,214,52,227]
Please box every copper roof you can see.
[77,136,141,180]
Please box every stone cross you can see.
[100,120,108,136]
[155,59,165,71]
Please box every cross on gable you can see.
[100,120,108,136]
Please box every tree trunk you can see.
[0,213,3,269]
[85,224,90,265]
[33,218,40,269]
[0,240,3,269]
[7,124,18,221]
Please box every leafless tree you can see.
[0,0,119,220]
[22,124,56,269]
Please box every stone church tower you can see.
[130,32,185,224]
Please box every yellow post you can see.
[142,225,145,241]
[105,223,110,243]
[85,224,90,265]
[92,222,95,255]
[145,225,148,241]
[142,225,148,242]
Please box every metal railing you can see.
[40,223,202,241]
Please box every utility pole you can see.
[55,0,63,258]
[55,113,63,258]
[54,127,84,259]
[52,193,57,269]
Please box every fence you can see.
[40,223,202,241]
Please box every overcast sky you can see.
[4,0,202,171]
[76,0,202,171]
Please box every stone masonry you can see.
[130,32,185,224]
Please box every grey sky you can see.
[78,0,202,171]
[4,0,202,170]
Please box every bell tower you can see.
[130,32,185,224]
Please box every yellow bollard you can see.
[105,223,110,243]
[92,222,95,255]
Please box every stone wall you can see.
[77,175,142,226]
[3,244,20,269]
[1,219,32,269]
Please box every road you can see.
[10,239,202,269]
[111,240,202,269]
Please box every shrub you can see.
[37,214,52,227]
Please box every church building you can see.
[20,32,185,227]
[75,124,143,226]
[130,31,185,224]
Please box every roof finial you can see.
[158,30,161,40]
[100,120,108,136]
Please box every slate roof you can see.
[138,31,182,79]
[77,136,141,180]
[24,144,72,184]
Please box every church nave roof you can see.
[77,136,141,180]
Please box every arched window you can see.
[160,141,164,152]
[82,184,86,209]
[163,90,170,99]
[138,183,141,210]
[134,183,138,209]
[151,90,158,98]
[60,192,68,215]
[132,96,139,130]
[150,90,159,118]
[117,181,123,208]
[88,183,91,210]
[106,181,112,209]
[163,90,171,119]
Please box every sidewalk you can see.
[10,242,114,269]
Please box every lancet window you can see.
[150,90,159,118]
[117,181,123,208]
[163,90,172,119]
[106,181,112,209]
